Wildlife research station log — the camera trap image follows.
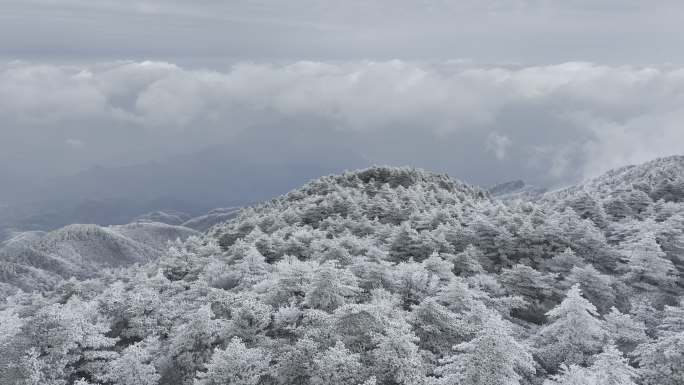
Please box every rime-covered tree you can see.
[564,265,616,314]
[500,264,558,322]
[371,319,425,385]
[543,364,592,385]
[449,245,485,277]
[258,255,315,306]
[165,305,227,385]
[533,284,605,371]
[304,260,359,311]
[542,248,583,275]
[619,231,677,291]
[99,338,161,385]
[273,337,318,385]
[311,341,364,385]
[389,222,434,263]
[14,298,118,385]
[390,260,440,310]
[435,311,535,385]
[223,295,272,342]
[604,307,648,354]
[0,309,27,384]
[590,345,638,385]
[409,297,467,355]
[633,301,684,385]
[195,337,270,385]
[544,345,637,385]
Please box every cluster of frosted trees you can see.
[1,167,682,385]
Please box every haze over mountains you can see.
[0,123,373,241]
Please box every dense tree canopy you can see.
[1,163,683,385]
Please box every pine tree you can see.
[542,248,583,274]
[390,260,440,310]
[590,345,638,385]
[99,338,160,385]
[167,305,227,385]
[543,364,593,385]
[371,318,425,385]
[500,264,558,323]
[449,245,485,277]
[304,260,359,312]
[533,284,605,371]
[409,297,467,355]
[273,337,318,385]
[17,299,118,385]
[565,265,616,314]
[544,345,637,385]
[620,231,677,291]
[435,311,535,385]
[604,307,648,353]
[634,332,684,385]
[311,341,364,385]
[195,337,270,385]
[0,309,24,383]
[633,300,684,385]
[259,255,315,306]
[389,222,434,263]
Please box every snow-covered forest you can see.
[1,156,683,385]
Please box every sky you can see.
[2,0,684,206]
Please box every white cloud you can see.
[486,132,512,160]
[1,60,684,186]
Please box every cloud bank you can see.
[2,60,684,198]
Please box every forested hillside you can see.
[1,161,683,385]
[0,223,199,298]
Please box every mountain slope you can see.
[546,155,684,204]
[2,162,682,385]
[180,207,241,232]
[0,222,199,296]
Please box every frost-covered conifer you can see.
[99,338,160,385]
[544,344,638,385]
[311,341,364,385]
[435,311,535,385]
[633,301,684,385]
[390,260,440,309]
[371,323,425,385]
[195,337,270,385]
[565,265,616,314]
[620,231,677,290]
[604,307,648,353]
[304,260,359,311]
[533,284,605,371]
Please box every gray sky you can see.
[2,0,684,204]
[2,1,684,64]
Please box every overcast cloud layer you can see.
[2,59,684,198]
[2,1,684,208]
[2,0,684,64]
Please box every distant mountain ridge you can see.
[0,220,199,297]
[545,155,684,202]
[488,179,547,201]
